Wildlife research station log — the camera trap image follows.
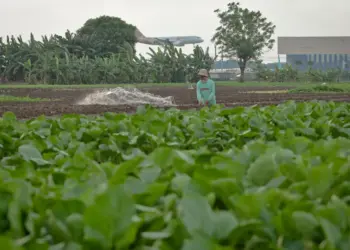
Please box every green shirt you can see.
[196,79,216,105]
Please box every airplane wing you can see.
[155,38,184,46]
[155,38,169,43]
[137,37,165,46]
[143,37,185,47]
[151,38,166,45]
[154,38,172,46]
[172,40,185,46]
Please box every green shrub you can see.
[289,85,346,93]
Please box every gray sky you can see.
[1,0,349,62]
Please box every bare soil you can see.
[1,85,350,119]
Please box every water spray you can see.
[77,87,176,106]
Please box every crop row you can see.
[0,101,350,249]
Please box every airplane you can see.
[155,36,204,46]
[135,28,204,47]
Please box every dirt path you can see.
[1,85,349,119]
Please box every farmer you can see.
[196,69,216,106]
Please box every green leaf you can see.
[84,185,135,248]
[320,218,342,246]
[138,167,161,183]
[0,236,23,250]
[2,111,17,121]
[18,144,49,165]
[65,214,84,241]
[292,211,318,236]
[64,242,83,250]
[307,164,333,198]
[182,233,215,250]
[114,221,142,249]
[246,152,277,186]
[178,192,214,236]
[47,210,72,242]
[211,210,238,240]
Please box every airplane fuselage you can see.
[153,36,204,46]
[135,28,203,46]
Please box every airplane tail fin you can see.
[135,28,160,45]
[135,28,146,39]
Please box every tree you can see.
[211,2,275,82]
[187,46,216,82]
[76,16,137,57]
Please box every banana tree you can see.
[186,46,216,82]
[133,55,151,83]
[0,29,217,84]
[147,47,173,83]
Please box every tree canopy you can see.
[212,2,276,82]
[76,15,137,56]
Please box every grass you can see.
[1,81,350,89]
[0,81,334,89]
[239,90,289,94]
[289,84,350,93]
[0,95,51,102]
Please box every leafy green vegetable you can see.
[0,101,350,249]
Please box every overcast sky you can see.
[1,0,349,62]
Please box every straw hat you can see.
[198,69,208,77]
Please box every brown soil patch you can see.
[1,85,350,119]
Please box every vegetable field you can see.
[1,96,350,249]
